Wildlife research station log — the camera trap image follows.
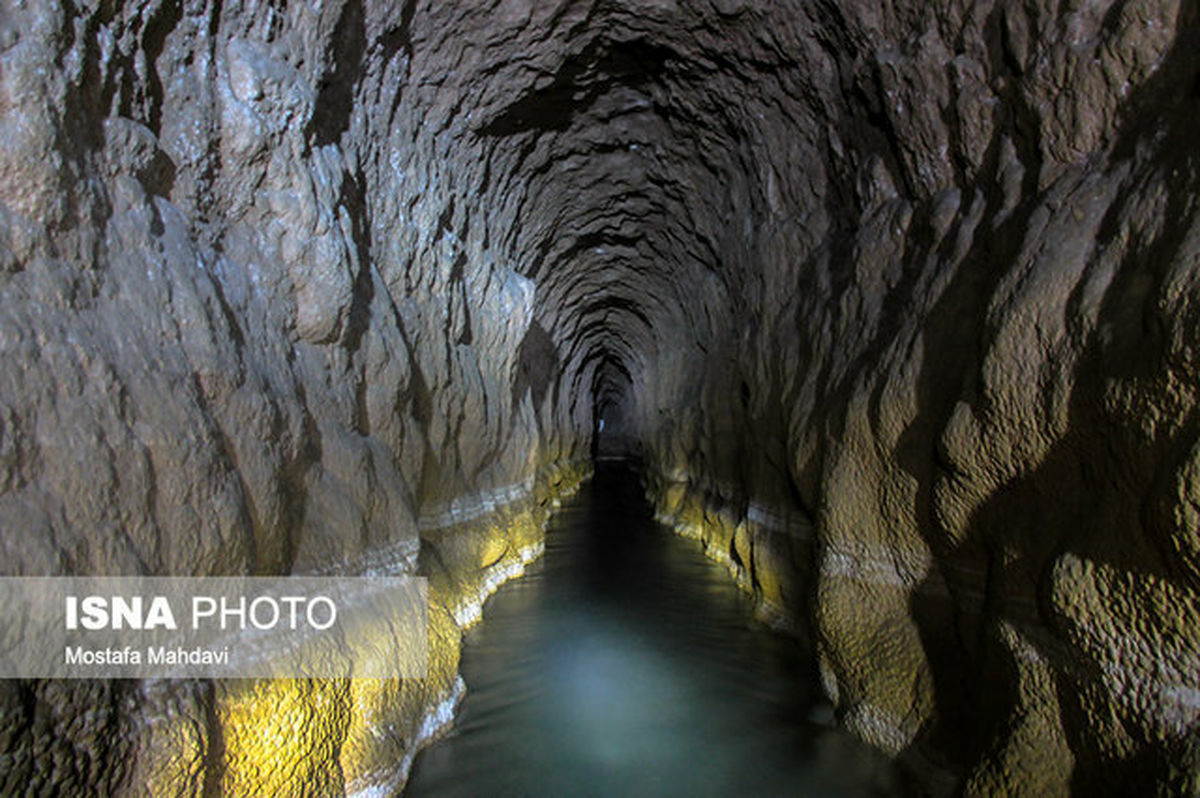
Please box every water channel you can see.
[406,463,907,797]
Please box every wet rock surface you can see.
[0,0,1197,793]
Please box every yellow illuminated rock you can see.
[0,0,1196,792]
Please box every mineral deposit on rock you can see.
[0,0,1196,794]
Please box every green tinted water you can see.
[406,463,905,797]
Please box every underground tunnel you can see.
[0,0,1198,795]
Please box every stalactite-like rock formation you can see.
[0,0,1196,793]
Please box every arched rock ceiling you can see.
[388,0,845,423]
[1,0,1197,791]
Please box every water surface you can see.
[406,462,905,797]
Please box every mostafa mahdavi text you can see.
[62,593,339,667]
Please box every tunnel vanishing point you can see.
[0,0,1198,794]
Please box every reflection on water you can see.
[406,462,905,797]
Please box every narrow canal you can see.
[406,462,907,797]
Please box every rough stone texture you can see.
[0,0,588,793]
[0,0,1197,794]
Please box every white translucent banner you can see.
[0,577,427,679]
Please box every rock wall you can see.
[0,0,1197,794]
[0,0,589,793]
[622,2,1200,794]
